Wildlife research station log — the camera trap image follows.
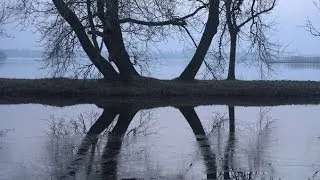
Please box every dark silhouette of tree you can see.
[44,102,278,179]
[101,106,137,179]
[57,105,137,179]
[226,106,275,179]
[60,107,120,178]
[223,106,235,179]
[218,0,277,80]
[11,0,211,81]
[0,1,10,37]
[178,0,221,80]
[178,106,217,179]
[57,104,219,179]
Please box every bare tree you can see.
[0,1,10,37]
[306,0,320,37]
[10,0,210,81]
[178,0,221,80]
[218,0,277,80]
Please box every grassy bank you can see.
[1,78,320,106]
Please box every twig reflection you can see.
[45,104,275,179]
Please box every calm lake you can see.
[1,58,320,180]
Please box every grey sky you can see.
[0,0,319,55]
[274,0,320,55]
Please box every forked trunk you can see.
[103,0,140,81]
[52,0,119,80]
[178,0,220,80]
[101,107,137,179]
[105,26,140,81]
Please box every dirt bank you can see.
[1,78,320,106]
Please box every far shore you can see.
[1,78,320,107]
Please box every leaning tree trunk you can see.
[103,0,140,81]
[178,0,220,80]
[178,106,217,179]
[227,33,237,80]
[101,107,137,179]
[104,26,140,81]
[52,0,119,80]
[62,107,120,177]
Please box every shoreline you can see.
[1,78,320,107]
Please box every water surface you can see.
[1,58,320,179]
[1,103,320,179]
[1,57,320,80]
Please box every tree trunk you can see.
[101,107,137,179]
[224,105,235,179]
[105,26,140,81]
[227,34,237,80]
[178,0,220,80]
[178,106,206,136]
[103,0,140,81]
[178,106,217,179]
[228,106,235,133]
[52,0,119,80]
[62,107,120,177]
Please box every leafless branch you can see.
[10,0,208,79]
[0,1,11,37]
[306,18,320,36]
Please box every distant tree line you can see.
[282,56,320,63]
[2,0,280,81]
[0,49,43,58]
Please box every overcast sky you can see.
[0,0,319,55]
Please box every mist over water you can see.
[1,57,320,81]
[1,58,320,179]
[0,0,320,178]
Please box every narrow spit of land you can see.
[1,78,320,107]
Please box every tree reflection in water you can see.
[178,106,217,179]
[0,129,14,150]
[220,106,274,180]
[46,104,275,179]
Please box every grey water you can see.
[1,57,320,80]
[1,58,320,180]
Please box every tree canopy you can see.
[7,0,279,81]
[0,1,9,37]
